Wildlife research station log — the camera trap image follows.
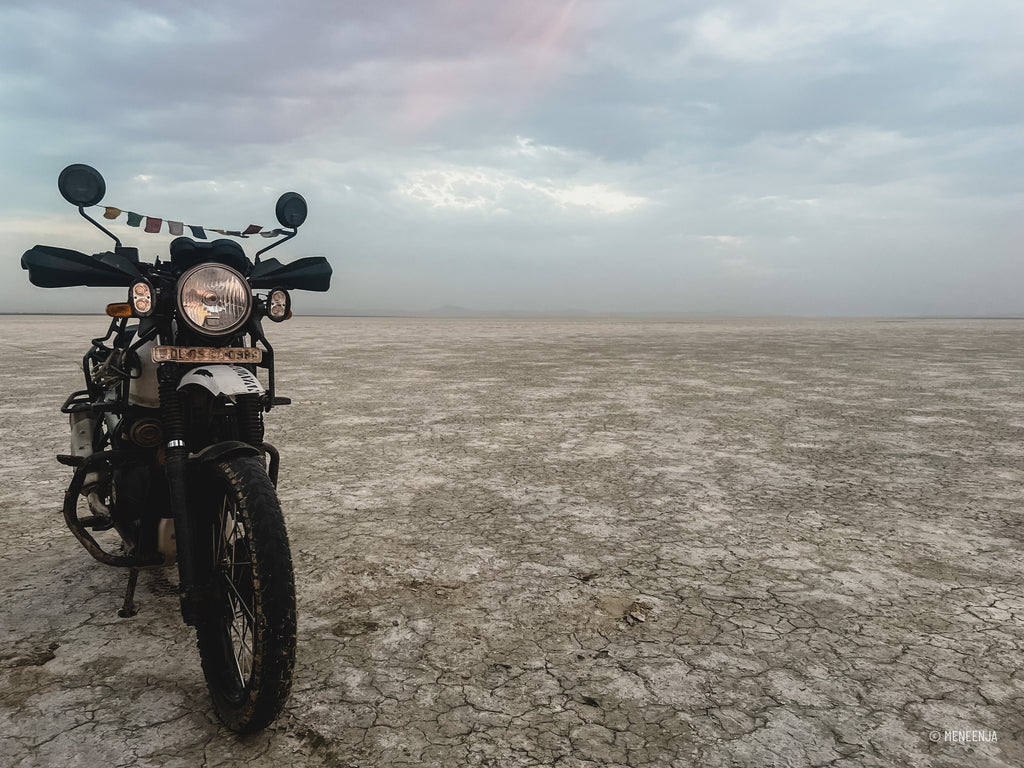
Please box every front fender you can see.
[178,364,264,399]
[189,440,280,487]
[189,441,262,466]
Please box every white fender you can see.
[177,364,265,399]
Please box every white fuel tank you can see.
[129,340,160,408]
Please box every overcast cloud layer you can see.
[2,0,1021,316]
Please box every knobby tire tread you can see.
[194,456,296,733]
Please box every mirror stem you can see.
[253,228,296,266]
[78,206,121,248]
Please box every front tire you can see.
[194,456,296,732]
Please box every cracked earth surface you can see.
[1,316,1022,767]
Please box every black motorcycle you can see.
[21,164,331,732]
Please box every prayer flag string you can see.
[96,205,284,240]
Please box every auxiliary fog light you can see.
[130,280,154,316]
[267,288,291,322]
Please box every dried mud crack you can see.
[1,316,1022,767]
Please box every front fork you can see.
[158,363,205,625]
[156,363,278,625]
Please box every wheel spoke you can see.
[228,605,254,680]
[222,570,257,625]
[214,496,257,684]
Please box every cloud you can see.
[398,165,647,215]
[0,0,1021,316]
[699,235,745,246]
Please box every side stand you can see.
[118,568,140,618]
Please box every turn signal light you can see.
[106,303,132,317]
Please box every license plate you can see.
[152,346,263,364]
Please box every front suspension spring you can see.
[158,366,186,450]
[236,394,265,446]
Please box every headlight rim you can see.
[175,263,253,338]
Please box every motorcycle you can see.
[21,164,332,732]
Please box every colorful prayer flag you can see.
[92,204,287,241]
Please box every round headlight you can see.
[176,264,252,337]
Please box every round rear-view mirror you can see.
[58,164,106,207]
[275,192,307,229]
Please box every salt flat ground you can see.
[1,316,1022,768]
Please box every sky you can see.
[1,0,1021,316]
